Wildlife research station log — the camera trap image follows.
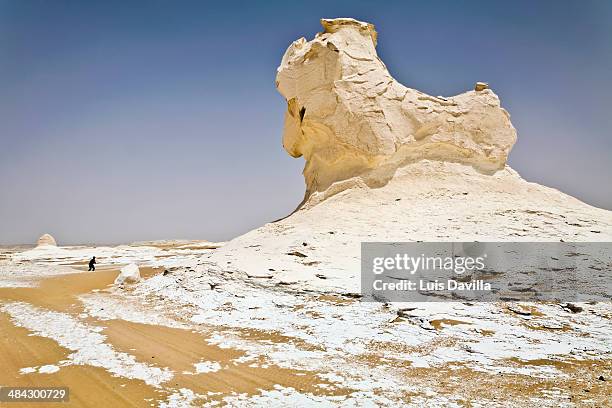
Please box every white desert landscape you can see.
[1,18,611,408]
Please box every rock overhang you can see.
[276,18,517,201]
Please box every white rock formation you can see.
[114,263,140,285]
[276,18,517,199]
[4,22,607,404]
[36,233,57,247]
[207,18,612,290]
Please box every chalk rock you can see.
[208,17,612,296]
[114,263,140,285]
[36,234,57,247]
[276,18,517,198]
[475,82,489,91]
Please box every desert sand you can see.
[1,241,610,407]
[1,18,611,407]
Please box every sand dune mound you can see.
[36,233,57,247]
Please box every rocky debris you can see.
[416,317,436,331]
[461,344,478,353]
[114,263,140,285]
[276,18,516,199]
[475,82,489,91]
[36,234,57,247]
[507,305,532,316]
[246,273,273,279]
[539,321,567,330]
[393,308,435,330]
[563,303,583,313]
[397,307,418,318]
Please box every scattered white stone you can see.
[114,263,140,285]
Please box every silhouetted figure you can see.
[88,256,96,271]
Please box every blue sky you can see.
[1,1,611,244]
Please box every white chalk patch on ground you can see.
[75,258,607,405]
[79,293,189,329]
[132,266,612,380]
[193,361,221,374]
[159,388,200,408]
[19,367,37,374]
[1,302,173,387]
[0,262,78,288]
[203,384,458,408]
[38,364,60,374]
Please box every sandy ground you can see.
[0,312,166,407]
[0,267,160,313]
[0,258,364,407]
[0,267,168,407]
[1,241,610,407]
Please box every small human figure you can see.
[88,256,96,271]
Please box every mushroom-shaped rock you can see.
[36,234,57,247]
[114,263,140,285]
[276,18,517,199]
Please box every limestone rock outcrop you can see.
[36,234,57,247]
[114,263,140,285]
[209,16,612,292]
[276,18,517,199]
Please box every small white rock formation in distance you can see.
[114,263,140,285]
[277,18,516,201]
[36,233,57,247]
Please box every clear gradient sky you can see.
[1,1,611,245]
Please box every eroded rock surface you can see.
[276,18,517,199]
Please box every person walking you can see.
[88,256,96,271]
